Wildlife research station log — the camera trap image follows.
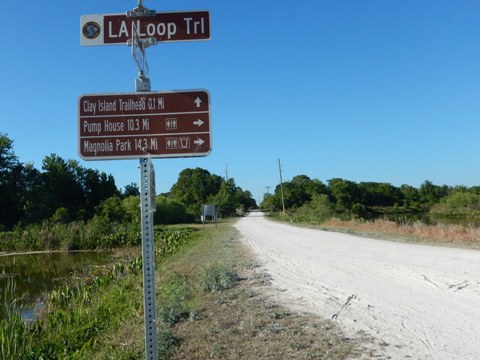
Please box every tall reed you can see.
[0,278,32,359]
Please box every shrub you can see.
[430,191,480,217]
[200,264,239,292]
[290,194,334,223]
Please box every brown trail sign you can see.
[81,11,210,46]
[78,90,211,160]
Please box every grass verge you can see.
[155,221,370,359]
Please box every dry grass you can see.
[321,218,480,248]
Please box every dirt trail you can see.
[234,212,480,359]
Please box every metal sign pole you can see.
[131,3,158,359]
[139,157,158,360]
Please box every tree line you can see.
[260,175,480,219]
[0,134,256,232]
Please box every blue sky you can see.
[2,1,480,203]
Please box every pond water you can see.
[0,251,116,319]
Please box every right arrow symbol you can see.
[194,138,205,146]
[193,119,204,127]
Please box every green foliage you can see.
[0,134,22,230]
[122,182,140,197]
[290,194,335,223]
[0,218,140,252]
[328,178,362,212]
[0,279,32,360]
[158,273,190,325]
[122,195,140,222]
[169,168,256,219]
[0,134,119,229]
[155,229,193,260]
[430,191,480,217]
[261,175,328,212]
[170,168,223,217]
[154,195,192,224]
[419,180,449,207]
[97,196,125,223]
[200,264,239,292]
[214,178,239,217]
[358,182,403,207]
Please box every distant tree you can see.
[0,134,22,229]
[97,196,125,223]
[327,178,362,212]
[122,195,141,222]
[80,168,118,217]
[123,182,140,197]
[154,195,191,224]
[271,175,329,210]
[399,184,421,208]
[170,168,223,217]
[40,154,85,219]
[214,178,238,217]
[236,188,257,212]
[359,182,403,207]
[419,180,449,207]
[260,192,277,211]
[430,191,480,216]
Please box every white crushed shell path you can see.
[234,212,480,360]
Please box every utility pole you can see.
[278,158,286,214]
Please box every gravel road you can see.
[234,212,480,359]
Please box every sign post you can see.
[80,2,211,359]
[139,157,158,360]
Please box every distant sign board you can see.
[78,90,211,160]
[81,10,210,46]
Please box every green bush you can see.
[430,191,480,217]
[200,264,239,292]
[158,273,191,325]
[155,229,193,260]
[290,194,334,223]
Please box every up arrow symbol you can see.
[193,119,204,127]
[194,97,202,108]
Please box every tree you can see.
[123,182,140,197]
[0,134,22,229]
[359,182,403,207]
[419,180,449,207]
[40,154,85,219]
[327,178,362,212]
[431,191,480,216]
[170,168,223,217]
[154,195,191,224]
[236,188,257,212]
[215,178,238,217]
[400,184,421,208]
[267,175,328,210]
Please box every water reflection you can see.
[0,251,114,318]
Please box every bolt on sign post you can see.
[79,1,211,359]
